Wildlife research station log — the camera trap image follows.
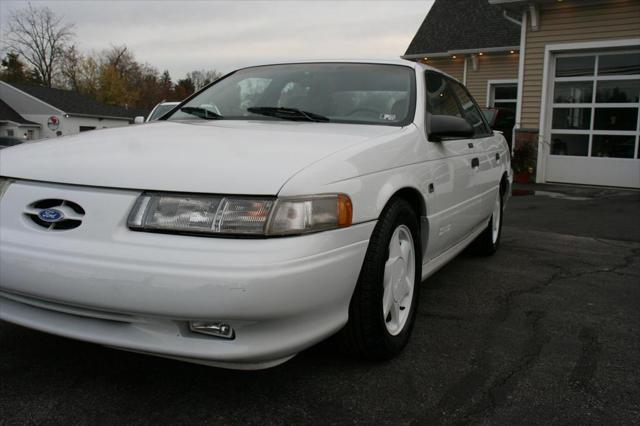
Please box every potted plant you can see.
[512,142,536,184]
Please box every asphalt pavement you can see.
[1,183,639,425]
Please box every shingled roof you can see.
[6,82,146,120]
[0,99,38,125]
[404,0,521,57]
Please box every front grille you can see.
[24,199,85,231]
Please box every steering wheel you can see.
[345,107,383,117]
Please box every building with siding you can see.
[0,81,147,140]
[404,0,640,189]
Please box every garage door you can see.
[545,50,640,188]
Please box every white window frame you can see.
[537,38,640,183]
[486,79,518,108]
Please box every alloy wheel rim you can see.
[383,224,415,336]
[492,195,501,243]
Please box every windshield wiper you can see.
[247,106,330,122]
[180,106,224,120]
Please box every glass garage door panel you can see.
[596,80,639,103]
[555,56,595,77]
[593,108,638,131]
[554,81,593,103]
[598,53,640,75]
[551,134,589,156]
[552,108,591,129]
[591,135,636,158]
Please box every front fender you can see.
[278,125,434,224]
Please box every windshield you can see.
[167,63,416,126]
[148,104,178,121]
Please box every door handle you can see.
[496,152,500,161]
[471,157,480,168]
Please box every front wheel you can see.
[343,198,421,360]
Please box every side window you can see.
[425,71,462,117]
[450,81,492,137]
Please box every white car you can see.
[0,60,511,370]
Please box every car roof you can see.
[233,59,461,84]
[244,58,419,68]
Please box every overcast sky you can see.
[0,0,433,79]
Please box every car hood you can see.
[0,120,401,195]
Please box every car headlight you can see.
[127,193,352,237]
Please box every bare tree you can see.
[3,4,74,87]
[61,45,82,90]
[104,45,136,76]
[186,69,222,91]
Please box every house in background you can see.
[0,81,146,140]
[0,99,40,140]
[404,0,521,111]
[404,0,640,189]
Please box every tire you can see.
[343,197,422,360]
[470,189,503,256]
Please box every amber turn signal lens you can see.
[337,194,353,228]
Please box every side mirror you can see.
[428,115,474,142]
[133,116,145,124]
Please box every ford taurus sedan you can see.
[0,60,511,369]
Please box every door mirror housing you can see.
[428,115,474,142]
[133,116,145,124]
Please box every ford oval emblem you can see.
[38,208,64,223]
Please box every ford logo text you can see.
[38,208,64,223]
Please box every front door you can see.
[423,71,485,261]
[450,79,503,221]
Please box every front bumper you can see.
[0,180,374,369]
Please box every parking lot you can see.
[1,183,638,425]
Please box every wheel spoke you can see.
[391,301,401,324]
[399,239,411,261]
[389,230,401,258]
[384,257,396,270]
[398,275,412,301]
[383,260,392,286]
[383,285,394,319]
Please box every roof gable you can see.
[405,0,521,56]
[5,82,146,120]
[0,99,38,125]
